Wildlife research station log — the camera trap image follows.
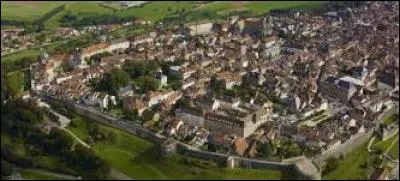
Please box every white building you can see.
[189,23,213,36]
[83,92,109,109]
[182,79,196,90]
[108,38,130,52]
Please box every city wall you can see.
[42,93,320,180]
[313,129,374,169]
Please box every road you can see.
[110,169,133,180]
[385,135,399,155]
[37,99,90,148]
[18,168,80,180]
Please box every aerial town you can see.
[1,1,399,180]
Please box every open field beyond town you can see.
[0,1,64,21]
[2,1,327,29]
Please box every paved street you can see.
[389,162,399,180]
[37,99,90,148]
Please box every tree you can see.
[36,24,45,33]
[123,61,159,79]
[323,157,338,175]
[1,159,14,177]
[142,109,155,122]
[4,71,24,99]
[123,109,139,121]
[36,33,47,42]
[209,76,225,93]
[257,142,273,158]
[96,68,130,94]
[134,76,160,93]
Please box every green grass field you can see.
[243,1,326,15]
[372,133,399,159]
[1,1,64,21]
[116,1,197,22]
[322,142,369,180]
[66,113,287,179]
[187,1,327,21]
[2,1,327,29]
[389,139,399,159]
[383,113,399,126]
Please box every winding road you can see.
[18,168,80,180]
[37,99,90,148]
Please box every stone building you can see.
[175,107,205,127]
[203,105,270,138]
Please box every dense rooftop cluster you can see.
[32,1,398,159]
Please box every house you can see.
[182,78,196,90]
[370,168,390,180]
[83,92,109,109]
[108,38,130,52]
[194,95,220,111]
[109,95,117,106]
[189,22,213,36]
[216,95,241,109]
[243,72,266,87]
[203,106,269,138]
[155,72,168,86]
[243,18,264,38]
[216,71,242,89]
[54,27,79,37]
[245,141,258,158]
[208,132,230,151]
[98,93,109,109]
[49,54,69,70]
[166,118,184,136]
[144,90,175,107]
[100,54,131,66]
[161,91,182,111]
[1,28,24,37]
[122,96,147,116]
[232,137,249,156]
[169,66,196,80]
[319,76,358,103]
[81,42,110,60]
[175,107,205,127]
[84,92,100,106]
[68,50,85,68]
[117,85,134,98]
[266,129,276,141]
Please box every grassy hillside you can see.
[322,142,369,180]
[66,113,289,179]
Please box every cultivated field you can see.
[1,1,65,21]
[2,1,327,29]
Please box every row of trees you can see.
[59,12,136,28]
[53,33,96,54]
[34,4,66,26]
